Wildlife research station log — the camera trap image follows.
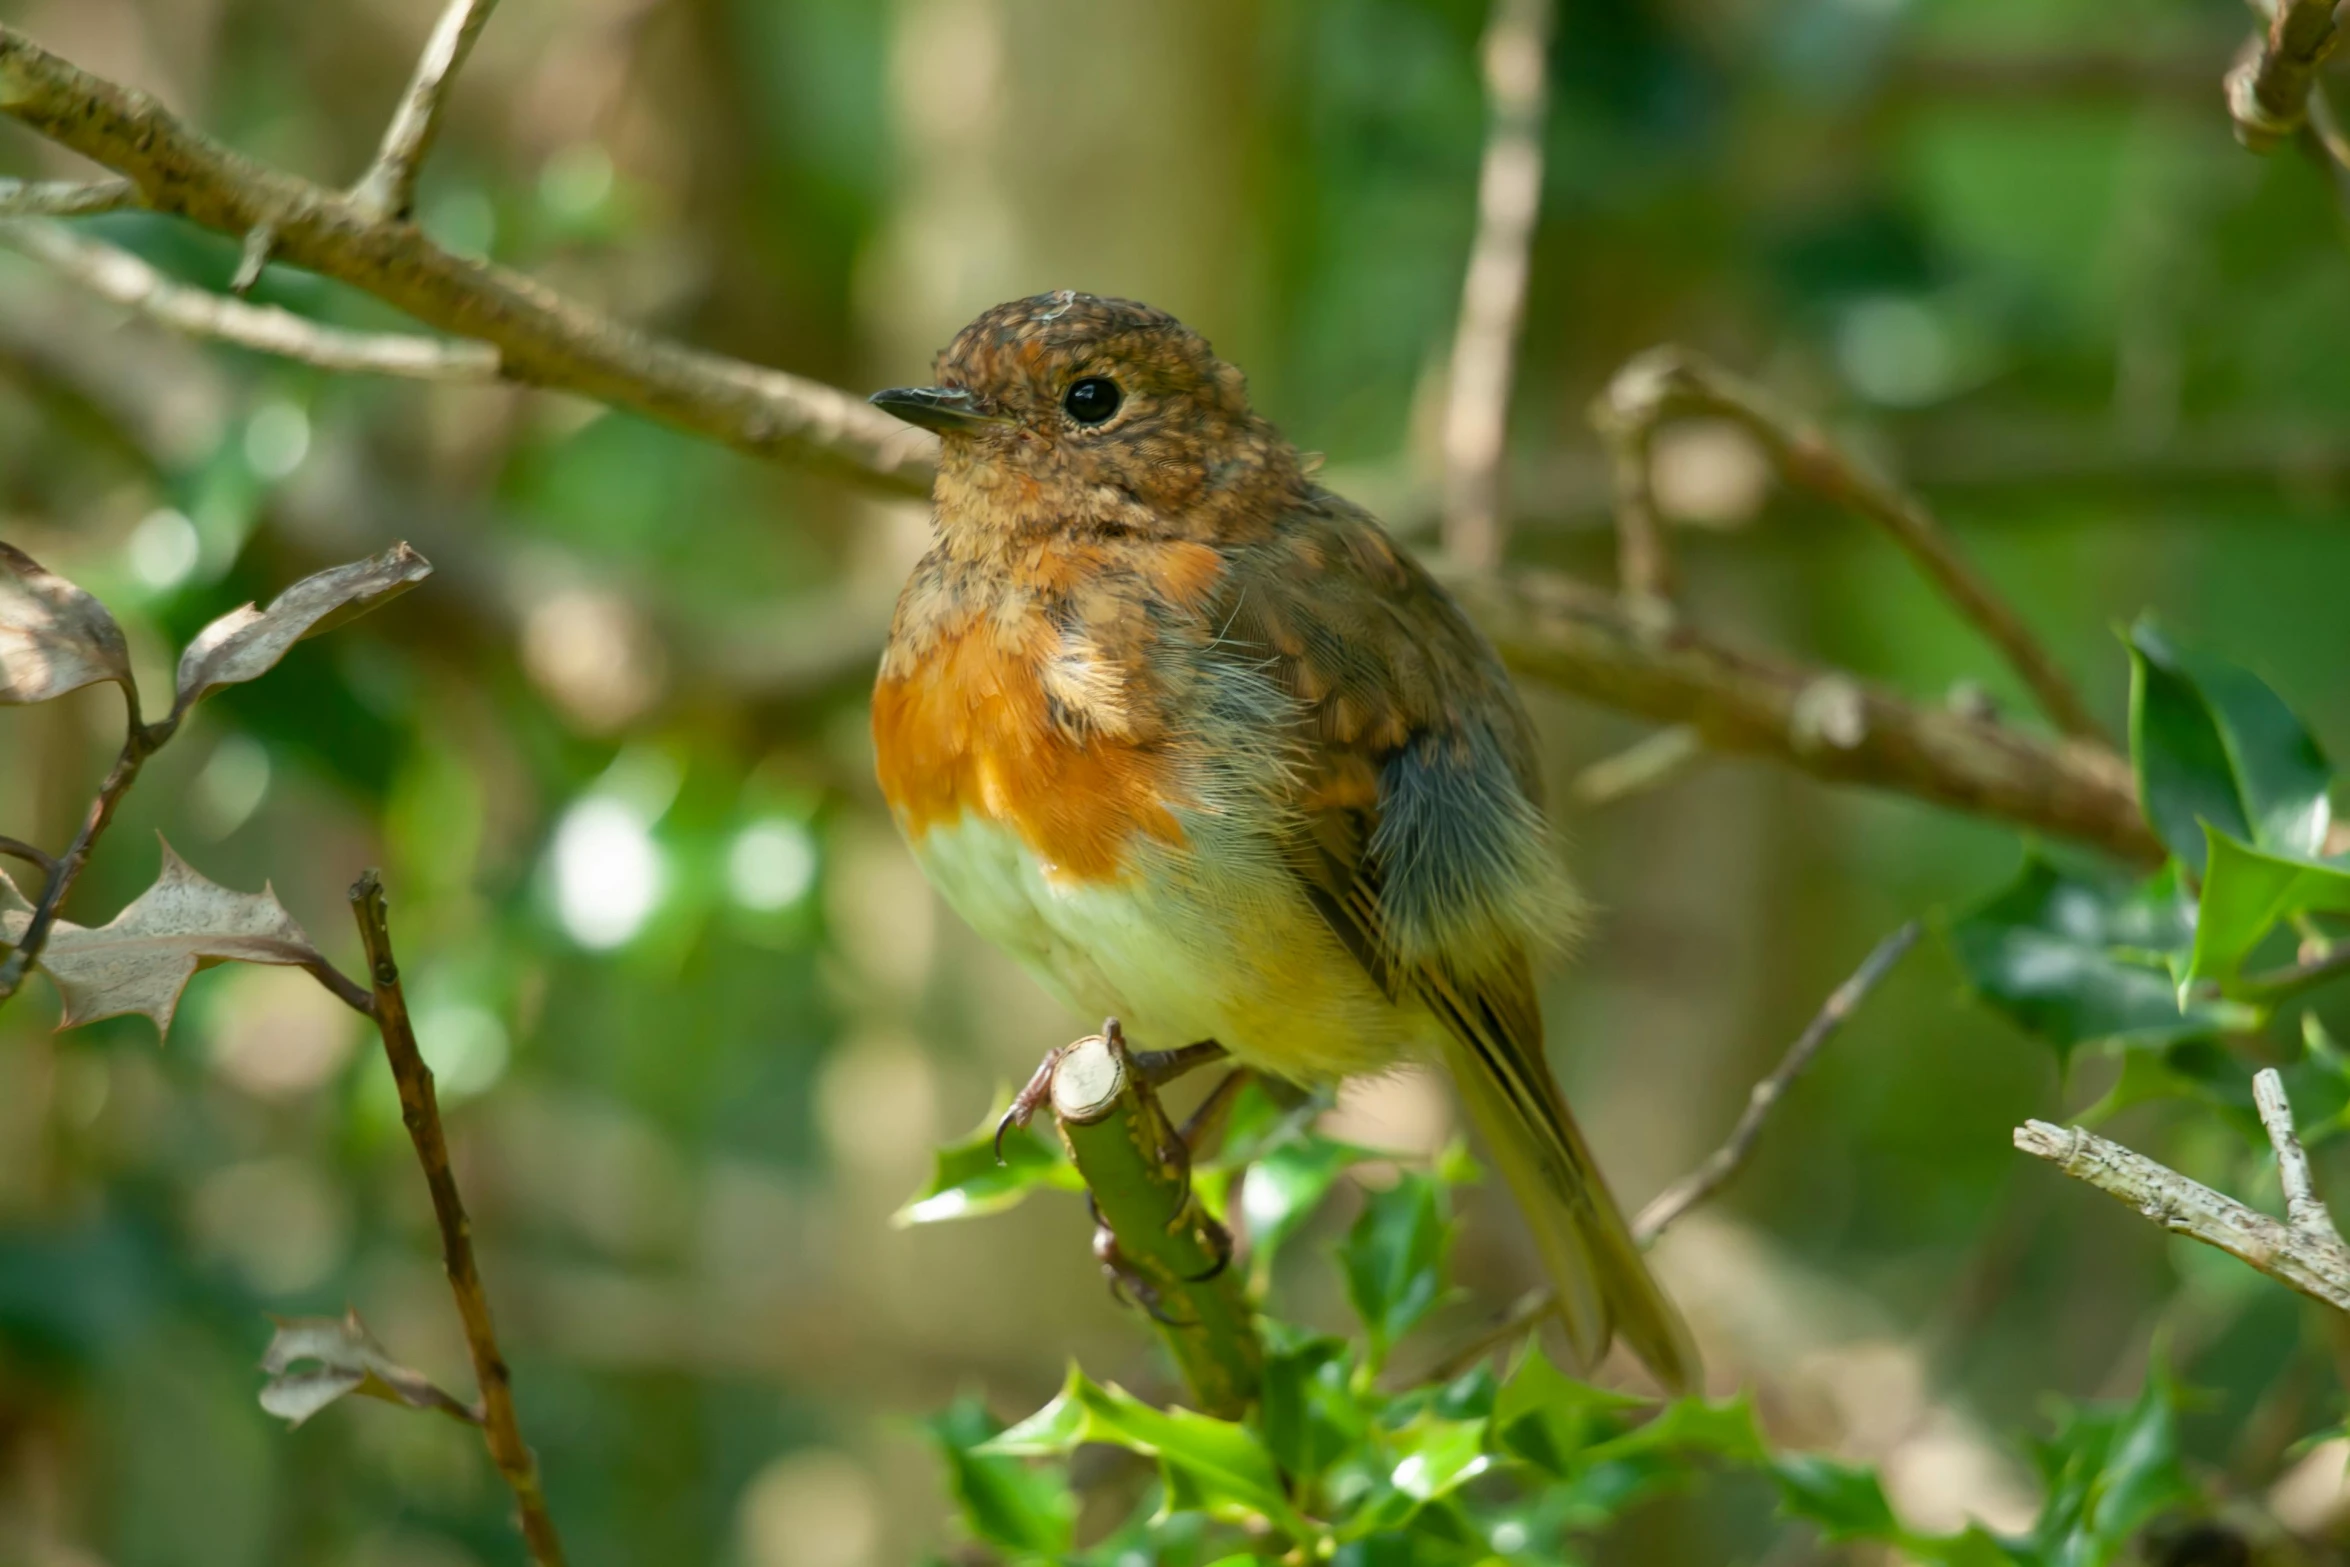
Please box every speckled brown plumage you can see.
[870,292,1697,1392]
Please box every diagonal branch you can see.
[349,872,565,1567]
[2226,0,2346,152]
[1441,0,1555,571]
[1634,920,1922,1244]
[2016,1068,2350,1313]
[1,221,499,380]
[352,0,502,223]
[0,24,934,492]
[1591,347,2110,744]
[1451,567,2158,864]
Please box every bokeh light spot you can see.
[550,797,664,949]
[127,507,201,590]
[727,819,818,911]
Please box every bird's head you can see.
[871,292,1302,543]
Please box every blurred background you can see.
[1,0,2347,1562]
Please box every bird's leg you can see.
[1090,1193,1196,1327]
[1129,1038,1228,1089]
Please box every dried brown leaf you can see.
[0,838,325,1037]
[258,1308,478,1428]
[0,541,135,705]
[173,542,432,716]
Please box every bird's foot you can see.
[993,1044,1069,1164]
[1091,1202,1196,1326]
[1130,1037,1228,1089]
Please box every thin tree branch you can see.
[2226,0,2345,152]
[349,871,564,1567]
[1450,567,2160,864]
[0,177,137,218]
[1591,347,2110,744]
[0,835,57,878]
[2241,939,2350,1001]
[1048,1023,1261,1418]
[1570,724,1708,808]
[351,0,501,223]
[1441,0,1554,571]
[2015,1069,2350,1314]
[0,692,172,1007]
[1634,921,1922,1244]
[0,24,934,493]
[0,221,500,381]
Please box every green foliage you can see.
[893,1098,1085,1227]
[927,1109,2229,1564]
[1957,629,2349,1141]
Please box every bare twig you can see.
[2016,1069,2350,1313]
[1441,0,1554,571]
[1590,347,2110,744]
[349,872,564,1567]
[1451,567,2159,864]
[0,835,57,877]
[0,177,137,218]
[1591,379,1676,607]
[0,694,172,1006]
[1570,725,1707,808]
[1634,921,1922,1244]
[2226,0,2346,152]
[2241,940,2350,1001]
[352,0,502,223]
[0,25,933,492]
[0,221,500,381]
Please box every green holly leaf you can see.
[985,1366,1308,1537]
[925,1397,1078,1559]
[1240,1133,1382,1284]
[1771,1454,1901,1542]
[1492,1341,1647,1476]
[1339,1169,1455,1362]
[1259,1330,1367,1483]
[894,1097,1084,1226]
[1386,1412,1493,1503]
[2126,619,2332,873]
[2184,827,2350,998]
[1948,855,2254,1064]
[2023,1366,2197,1567]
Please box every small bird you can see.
[868,292,1697,1392]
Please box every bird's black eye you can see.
[1063,376,1122,425]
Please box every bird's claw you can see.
[994,1044,1069,1164]
[1094,1220,1197,1327]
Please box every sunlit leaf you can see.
[1948,855,2255,1064]
[173,542,432,716]
[2184,826,2350,998]
[258,1309,474,1428]
[894,1098,1084,1226]
[924,1396,1077,1559]
[1387,1412,1491,1502]
[983,1366,1305,1536]
[0,540,134,706]
[1239,1132,1381,1283]
[2126,619,2332,871]
[0,838,328,1037]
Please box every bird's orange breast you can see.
[872,609,1188,884]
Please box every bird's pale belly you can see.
[906,811,1431,1082]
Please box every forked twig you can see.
[351,0,503,223]
[2016,1068,2350,1313]
[1588,347,2108,744]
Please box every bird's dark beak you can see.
[868,384,1008,434]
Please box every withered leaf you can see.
[0,541,135,706]
[173,542,432,716]
[0,837,326,1037]
[259,1309,478,1428]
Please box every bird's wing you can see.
[1208,490,1698,1391]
